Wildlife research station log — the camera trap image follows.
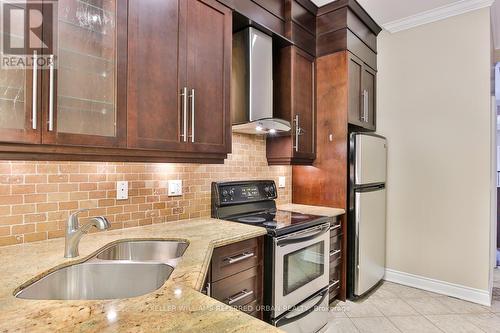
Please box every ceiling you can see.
[311,0,492,25]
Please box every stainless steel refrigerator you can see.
[347,132,387,299]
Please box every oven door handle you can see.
[274,288,328,327]
[277,224,330,247]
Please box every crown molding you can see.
[383,0,494,33]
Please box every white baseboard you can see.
[384,268,491,306]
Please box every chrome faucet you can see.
[64,209,111,258]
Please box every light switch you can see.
[116,181,128,200]
[278,176,286,188]
[168,180,183,196]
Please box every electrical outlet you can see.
[168,180,183,196]
[116,181,128,200]
[278,176,286,188]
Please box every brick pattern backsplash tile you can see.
[0,134,291,247]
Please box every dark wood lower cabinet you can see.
[204,236,264,319]
[329,218,343,302]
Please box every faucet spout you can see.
[64,210,110,258]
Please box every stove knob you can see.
[222,190,228,197]
[229,188,235,196]
[264,186,270,193]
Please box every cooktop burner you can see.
[237,217,267,223]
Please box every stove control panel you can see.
[212,181,277,205]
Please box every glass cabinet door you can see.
[42,0,126,147]
[0,1,41,144]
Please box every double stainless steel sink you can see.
[15,240,188,300]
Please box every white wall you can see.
[377,8,492,295]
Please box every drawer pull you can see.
[330,249,341,257]
[330,224,341,232]
[225,251,254,264]
[329,280,340,290]
[227,289,253,305]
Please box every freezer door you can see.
[354,188,386,296]
[355,134,387,186]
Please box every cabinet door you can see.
[293,47,315,159]
[347,52,364,128]
[362,65,376,131]
[127,0,186,151]
[266,46,315,165]
[0,1,41,144]
[41,0,126,147]
[184,0,231,154]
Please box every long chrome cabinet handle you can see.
[48,55,55,131]
[330,224,341,232]
[294,114,300,152]
[227,289,253,305]
[329,280,340,289]
[360,90,365,122]
[363,89,369,123]
[225,251,254,264]
[180,87,187,142]
[32,51,38,130]
[330,249,341,257]
[189,88,195,143]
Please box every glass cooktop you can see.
[228,210,330,236]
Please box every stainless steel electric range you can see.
[211,180,331,333]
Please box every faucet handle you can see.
[68,208,90,228]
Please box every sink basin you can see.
[95,240,188,264]
[15,262,173,300]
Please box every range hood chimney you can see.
[231,27,291,135]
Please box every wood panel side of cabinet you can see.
[292,51,348,210]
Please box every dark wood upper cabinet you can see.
[284,0,316,56]
[128,0,231,155]
[362,64,376,131]
[127,0,185,152]
[41,0,127,148]
[267,46,315,165]
[184,0,232,154]
[347,53,363,127]
[347,52,376,130]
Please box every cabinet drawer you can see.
[233,299,262,319]
[329,279,341,300]
[330,248,341,268]
[211,265,262,307]
[330,233,341,253]
[329,257,341,282]
[330,222,341,238]
[212,237,262,281]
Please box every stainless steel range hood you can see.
[231,27,291,135]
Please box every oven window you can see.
[283,242,325,295]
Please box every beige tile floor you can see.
[325,269,500,332]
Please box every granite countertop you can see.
[0,218,278,333]
[278,203,345,218]
[0,204,344,332]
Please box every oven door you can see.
[273,223,330,318]
[273,287,329,333]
